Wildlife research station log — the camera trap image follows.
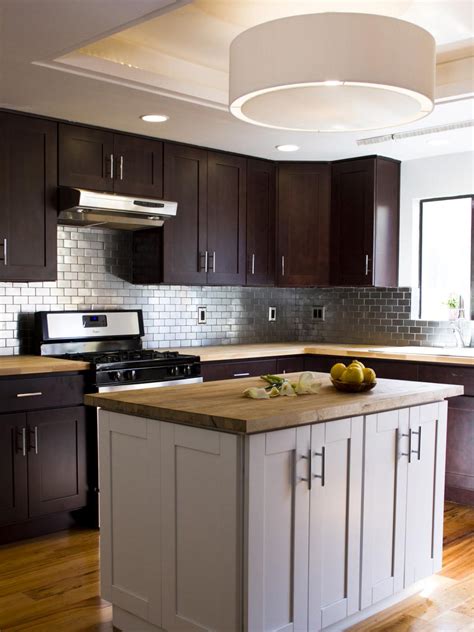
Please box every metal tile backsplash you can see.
[0,226,466,355]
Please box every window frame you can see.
[418,194,474,320]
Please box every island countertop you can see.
[85,373,463,434]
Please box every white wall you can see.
[399,151,474,287]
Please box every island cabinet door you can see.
[360,409,409,611]
[404,402,448,587]
[99,412,163,628]
[161,422,242,632]
[245,427,311,632]
[308,417,364,631]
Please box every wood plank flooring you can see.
[0,502,472,631]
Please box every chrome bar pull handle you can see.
[199,251,208,273]
[281,255,285,276]
[212,251,216,273]
[16,428,27,456]
[411,426,422,461]
[365,254,369,276]
[233,372,250,378]
[29,426,39,455]
[313,446,326,486]
[2,238,7,266]
[205,251,208,273]
[300,449,312,490]
[119,155,124,181]
[251,253,255,275]
[401,431,412,463]
[16,392,42,398]
[110,154,114,179]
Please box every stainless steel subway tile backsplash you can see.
[0,226,466,354]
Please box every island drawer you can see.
[418,364,472,396]
[0,374,85,413]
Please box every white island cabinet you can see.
[86,374,460,632]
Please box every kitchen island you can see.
[86,374,462,632]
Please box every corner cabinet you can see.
[277,162,331,287]
[0,112,57,281]
[98,402,447,632]
[59,124,163,198]
[330,156,400,287]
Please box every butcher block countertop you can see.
[85,373,463,435]
[0,355,90,376]
[173,342,474,366]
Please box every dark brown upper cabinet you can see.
[207,151,247,285]
[277,162,331,287]
[330,156,400,287]
[59,124,163,198]
[59,124,114,192]
[0,112,57,281]
[113,134,163,198]
[246,158,275,286]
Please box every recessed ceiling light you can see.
[140,114,169,123]
[276,144,300,152]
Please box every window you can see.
[419,196,473,320]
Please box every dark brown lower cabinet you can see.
[27,407,87,518]
[201,358,277,382]
[445,397,474,505]
[0,413,28,527]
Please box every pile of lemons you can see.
[330,359,376,385]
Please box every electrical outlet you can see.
[312,306,326,320]
[198,306,207,324]
[268,306,277,322]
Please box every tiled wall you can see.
[0,226,467,355]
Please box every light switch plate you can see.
[198,306,207,324]
[312,306,326,320]
[268,306,277,321]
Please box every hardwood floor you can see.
[0,503,472,631]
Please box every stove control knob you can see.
[123,369,137,381]
[168,366,178,377]
[112,371,123,382]
[185,364,192,376]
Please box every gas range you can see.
[34,310,202,392]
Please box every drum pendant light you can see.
[229,13,436,132]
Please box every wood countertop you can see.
[0,355,90,376]
[85,373,463,435]
[172,342,474,366]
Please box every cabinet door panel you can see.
[276,356,306,374]
[308,417,363,631]
[0,113,57,281]
[59,124,114,191]
[446,396,474,505]
[27,406,87,517]
[277,163,331,287]
[405,402,447,586]
[99,411,162,626]
[246,158,275,286]
[113,134,163,197]
[0,413,28,526]
[161,422,241,632]
[207,152,246,285]
[163,143,208,284]
[361,410,408,610]
[246,427,310,632]
[331,159,375,286]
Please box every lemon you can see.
[330,362,346,380]
[341,366,364,385]
[363,368,376,384]
[348,359,365,370]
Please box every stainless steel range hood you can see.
[58,188,177,230]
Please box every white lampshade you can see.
[229,13,436,132]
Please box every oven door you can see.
[97,376,203,393]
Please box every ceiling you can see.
[1,0,473,161]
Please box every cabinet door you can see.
[277,162,331,287]
[308,417,363,631]
[0,113,57,281]
[113,134,163,197]
[0,413,28,527]
[207,151,246,285]
[405,402,447,586]
[276,356,306,374]
[161,422,241,632]
[163,143,208,284]
[27,406,87,517]
[361,410,408,610]
[246,158,275,286]
[331,158,375,286]
[445,396,474,505]
[59,123,114,191]
[99,411,162,626]
[246,427,310,632]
